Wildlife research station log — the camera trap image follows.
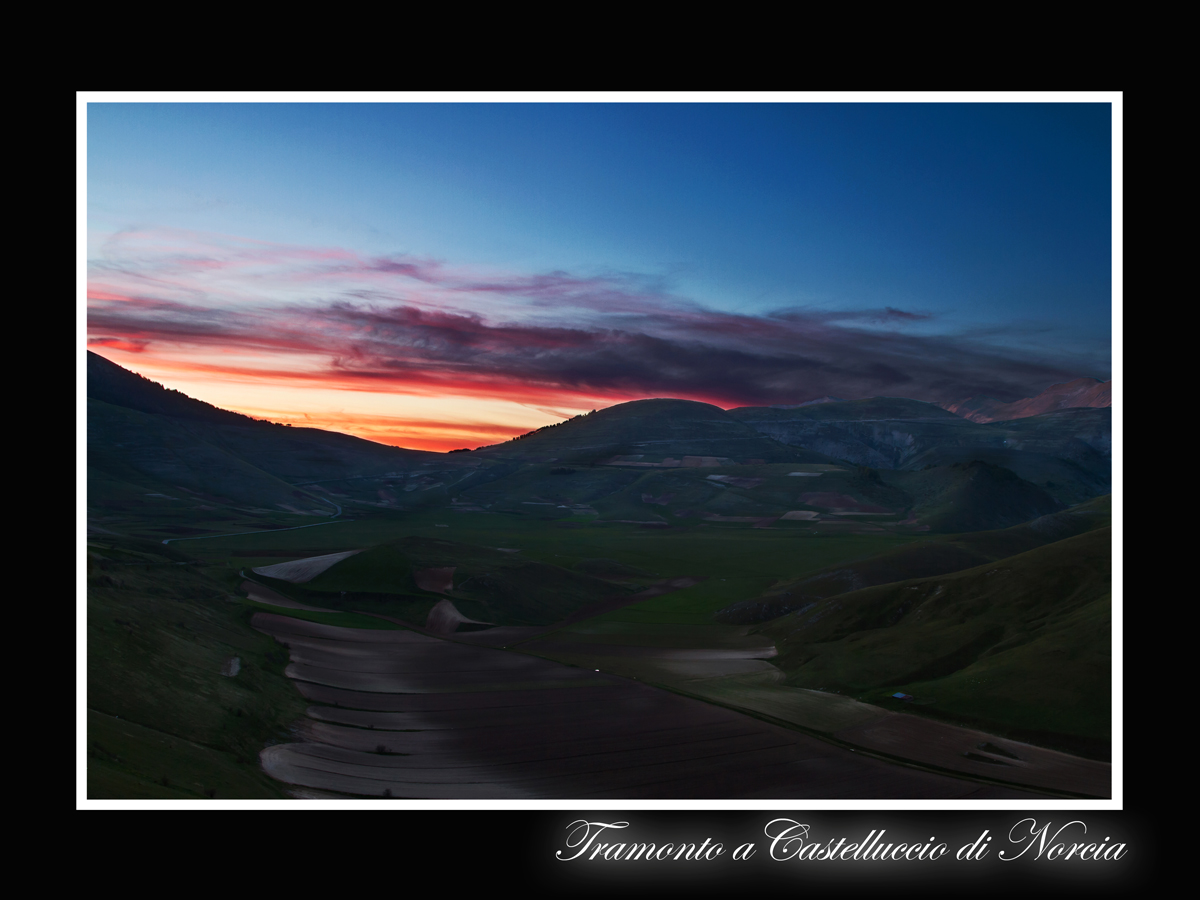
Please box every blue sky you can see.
[86,100,1114,449]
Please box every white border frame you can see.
[77,91,1122,811]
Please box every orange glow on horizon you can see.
[87,347,609,453]
[88,347,739,410]
[88,342,764,455]
[231,408,533,452]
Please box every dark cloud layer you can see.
[86,232,1108,408]
[87,284,1103,408]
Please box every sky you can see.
[85,99,1114,452]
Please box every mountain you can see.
[89,351,264,426]
[88,398,321,511]
[87,352,456,512]
[771,396,845,409]
[474,398,832,465]
[445,394,1104,526]
[996,407,1111,459]
[725,396,1110,507]
[88,352,440,481]
[87,353,1110,537]
[727,398,990,469]
[943,377,1111,423]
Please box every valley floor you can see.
[88,496,1112,800]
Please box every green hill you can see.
[887,460,1062,532]
[897,446,1108,507]
[475,398,830,464]
[450,455,1059,535]
[759,526,1112,756]
[285,535,627,627]
[716,495,1110,624]
[87,537,306,798]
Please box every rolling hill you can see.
[88,351,442,480]
[727,398,987,469]
[474,398,832,465]
[759,525,1112,756]
[255,535,630,627]
[87,352,464,514]
[883,460,1063,532]
[726,396,1110,507]
[716,494,1110,624]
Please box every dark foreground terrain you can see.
[86,354,1113,799]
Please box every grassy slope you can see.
[896,446,1109,507]
[759,526,1111,756]
[456,454,1073,542]
[886,460,1063,532]
[87,541,309,798]
[459,459,909,527]
[243,601,407,630]
[88,350,439,483]
[188,506,922,632]
[716,495,1110,623]
[88,399,310,510]
[279,535,628,626]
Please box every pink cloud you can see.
[87,228,1107,420]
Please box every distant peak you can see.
[771,396,845,409]
[942,376,1111,423]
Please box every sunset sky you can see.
[86,99,1114,452]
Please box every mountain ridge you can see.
[942,377,1111,423]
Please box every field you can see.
[251,613,1040,798]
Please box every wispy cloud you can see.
[87,228,1109,428]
